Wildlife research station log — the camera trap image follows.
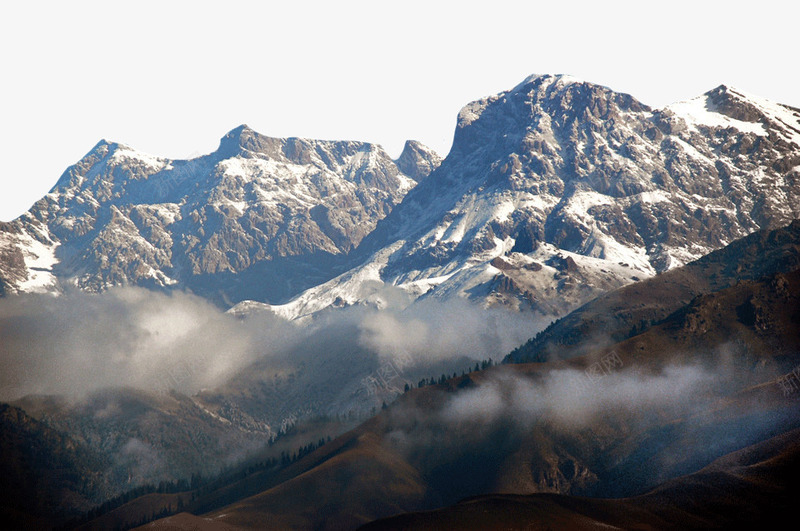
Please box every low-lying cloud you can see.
[442,364,725,430]
[0,288,263,399]
[382,352,788,498]
[358,295,540,365]
[0,286,545,401]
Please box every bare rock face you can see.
[0,126,438,304]
[395,140,443,182]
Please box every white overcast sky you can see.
[1,0,798,221]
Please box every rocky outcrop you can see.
[394,139,443,182]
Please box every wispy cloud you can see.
[0,286,545,402]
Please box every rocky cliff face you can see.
[268,75,800,319]
[0,126,440,304]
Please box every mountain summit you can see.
[264,74,800,319]
[0,128,440,304]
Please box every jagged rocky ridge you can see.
[261,74,800,319]
[0,126,440,304]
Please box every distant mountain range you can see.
[2,74,800,529]
[3,74,800,320]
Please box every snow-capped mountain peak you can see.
[267,74,800,319]
[0,127,441,303]
[511,73,585,92]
